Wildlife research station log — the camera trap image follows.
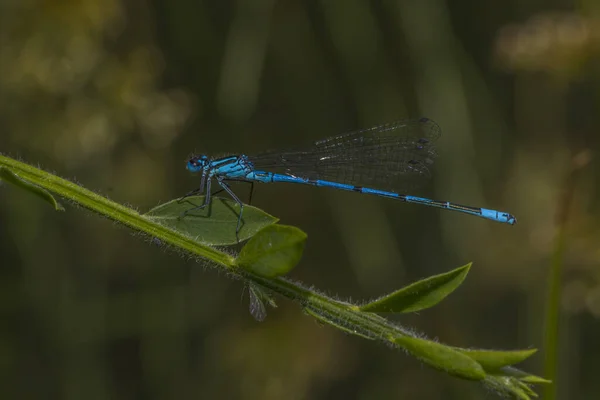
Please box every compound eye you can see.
[186,157,204,172]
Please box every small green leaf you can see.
[393,335,485,380]
[235,225,306,277]
[145,196,278,245]
[496,366,552,384]
[359,263,471,313]
[458,348,538,372]
[519,375,551,384]
[484,372,546,400]
[0,166,65,211]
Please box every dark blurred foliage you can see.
[1,0,599,399]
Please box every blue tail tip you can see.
[506,213,517,225]
[482,209,517,225]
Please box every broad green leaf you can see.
[235,225,306,277]
[0,166,65,211]
[359,263,471,313]
[145,196,278,245]
[393,335,485,380]
[457,348,538,372]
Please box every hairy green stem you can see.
[0,154,548,399]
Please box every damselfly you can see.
[184,118,516,236]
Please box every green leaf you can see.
[457,348,538,372]
[235,225,307,277]
[519,375,552,384]
[393,335,485,380]
[145,196,278,246]
[484,372,547,399]
[0,166,65,211]
[359,263,471,313]
[496,366,552,384]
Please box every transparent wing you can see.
[248,118,440,193]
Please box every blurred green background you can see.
[1,0,599,399]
